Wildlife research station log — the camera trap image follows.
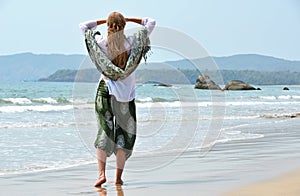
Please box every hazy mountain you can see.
[166,54,300,72]
[1,53,300,81]
[0,53,86,81]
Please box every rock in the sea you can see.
[194,75,221,90]
[154,83,172,87]
[224,80,257,90]
[283,87,289,90]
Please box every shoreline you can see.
[2,152,300,196]
[224,168,300,196]
[1,147,300,195]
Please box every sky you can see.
[0,0,300,61]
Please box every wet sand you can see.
[1,118,300,195]
[0,151,238,196]
[1,150,299,196]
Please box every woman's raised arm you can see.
[125,17,156,36]
[125,18,142,25]
[96,19,107,25]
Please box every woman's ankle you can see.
[115,178,123,185]
[94,176,107,187]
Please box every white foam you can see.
[2,98,32,105]
[260,96,277,100]
[172,131,264,153]
[197,101,281,107]
[261,113,300,119]
[0,105,73,113]
[260,95,300,100]
[216,133,264,144]
[73,104,94,110]
[223,116,259,120]
[136,101,183,109]
[71,98,92,104]
[137,97,153,102]
[0,121,96,129]
[33,97,58,104]
[220,101,300,106]
[278,95,292,99]
[225,131,242,135]
[74,100,300,109]
[0,159,96,176]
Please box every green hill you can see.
[39,68,300,85]
[1,53,300,82]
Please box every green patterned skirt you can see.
[94,80,136,160]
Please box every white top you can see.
[79,17,156,102]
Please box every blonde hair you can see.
[107,12,128,69]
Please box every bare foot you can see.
[94,176,107,187]
[115,179,123,185]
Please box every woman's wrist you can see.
[96,19,107,25]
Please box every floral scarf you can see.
[85,27,150,81]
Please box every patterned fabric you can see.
[94,80,136,159]
[85,27,149,81]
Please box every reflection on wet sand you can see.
[97,185,124,196]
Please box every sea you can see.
[1,81,300,176]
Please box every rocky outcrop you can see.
[154,83,172,87]
[283,87,289,90]
[224,80,257,90]
[194,75,221,90]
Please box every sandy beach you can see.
[1,145,300,196]
[225,169,300,196]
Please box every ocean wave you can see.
[32,97,69,104]
[2,96,300,107]
[134,130,265,157]
[136,101,183,108]
[137,115,259,123]
[259,95,300,100]
[260,113,300,119]
[71,98,94,105]
[135,100,300,108]
[199,131,264,149]
[0,97,72,105]
[137,101,300,108]
[215,133,265,144]
[206,101,300,106]
[136,97,153,102]
[0,159,96,176]
[0,121,96,129]
[1,98,32,105]
[135,97,177,103]
[1,97,299,114]
[0,105,73,113]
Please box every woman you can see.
[79,12,156,186]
